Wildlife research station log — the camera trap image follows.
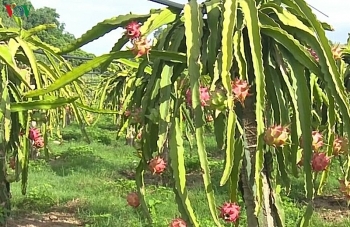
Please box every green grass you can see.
[8,119,350,226]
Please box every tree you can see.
[0,1,95,66]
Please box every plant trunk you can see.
[0,145,10,226]
[240,96,278,227]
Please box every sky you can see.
[28,0,350,56]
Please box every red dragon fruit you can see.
[186,86,211,107]
[126,192,140,208]
[169,218,187,227]
[333,136,349,156]
[300,130,324,151]
[219,202,240,223]
[311,152,330,172]
[231,78,250,106]
[125,21,141,40]
[264,125,289,147]
[148,156,167,174]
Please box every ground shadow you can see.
[118,165,228,196]
[49,148,118,177]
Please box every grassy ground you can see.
[7,118,350,227]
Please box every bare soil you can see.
[6,199,85,227]
[314,195,350,223]
[7,212,82,227]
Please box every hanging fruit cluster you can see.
[264,126,349,181]
[185,78,250,111]
[125,21,151,58]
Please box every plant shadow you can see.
[48,146,117,177]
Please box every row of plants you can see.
[2,0,350,226]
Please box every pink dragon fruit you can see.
[264,125,289,147]
[311,152,330,172]
[33,137,45,149]
[219,202,240,223]
[148,156,167,174]
[331,44,342,60]
[300,130,324,151]
[186,86,211,107]
[29,127,41,141]
[125,21,141,40]
[333,136,349,156]
[231,78,250,106]
[132,37,151,58]
[169,218,187,227]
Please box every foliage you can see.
[0,13,102,223]
[2,0,350,226]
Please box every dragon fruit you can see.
[207,88,227,111]
[149,156,167,174]
[9,157,15,170]
[331,44,342,60]
[297,154,304,167]
[339,179,350,200]
[132,37,151,58]
[133,130,142,150]
[34,137,45,149]
[126,192,140,208]
[29,127,45,148]
[136,131,142,140]
[125,21,141,40]
[264,125,289,147]
[186,86,211,107]
[311,152,330,172]
[219,202,240,223]
[169,218,187,227]
[231,78,250,106]
[206,115,213,122]
[300,130,324,151]
[333,136,349,156]
[29,127,41,141]
[308,48,319,62]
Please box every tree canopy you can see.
[1,0,95,65]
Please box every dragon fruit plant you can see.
[27,0,350,226]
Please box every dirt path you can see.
[7,211,83,227]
